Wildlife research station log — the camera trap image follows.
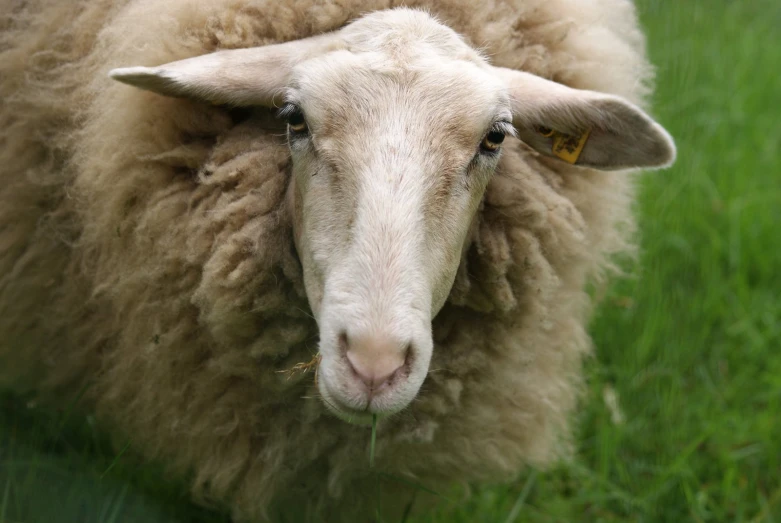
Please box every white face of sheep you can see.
[109,9,675,425]
[284,50,516,422]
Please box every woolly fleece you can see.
[0,0,655,519]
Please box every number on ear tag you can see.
[551,129,590,164]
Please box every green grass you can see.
[2,1,780,521]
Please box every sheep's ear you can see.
[108,33,344,107]
[493,67,676,171]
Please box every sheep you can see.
[0,0,675,520]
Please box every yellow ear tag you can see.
[551,129,591,164]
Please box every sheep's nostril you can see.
[403,343,412,367]
[338,331,349,353]
[342,333,410,392]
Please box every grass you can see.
[2,1,780,521]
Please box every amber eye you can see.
[287,109,308,134]
[480,130,506,152]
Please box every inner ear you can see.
[227,106,256,126]
[570,98,676,169]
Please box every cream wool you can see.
[0,0,672,520]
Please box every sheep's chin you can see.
[327,407,376,426]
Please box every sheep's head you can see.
[109,9,675,424]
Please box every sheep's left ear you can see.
[493,67,676,171]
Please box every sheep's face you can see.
[286,45,511,423]
[109,9,675,425]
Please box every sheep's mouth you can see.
[320,383,393,426]
[322,393,374,425]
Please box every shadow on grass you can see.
[0,391,227,523]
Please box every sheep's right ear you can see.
[108,33,344,107]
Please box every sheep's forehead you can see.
[291,52,508,153]
[287,9,506,136]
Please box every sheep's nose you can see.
[342,332,409,391]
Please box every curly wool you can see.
[0,0,651,519]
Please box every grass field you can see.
[2,1,780,522]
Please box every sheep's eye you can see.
[480,130,505,153]
[288,110,308,134]
[278,104,309,135]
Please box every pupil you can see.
[487,131,505,144]
[289,111,304,126]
